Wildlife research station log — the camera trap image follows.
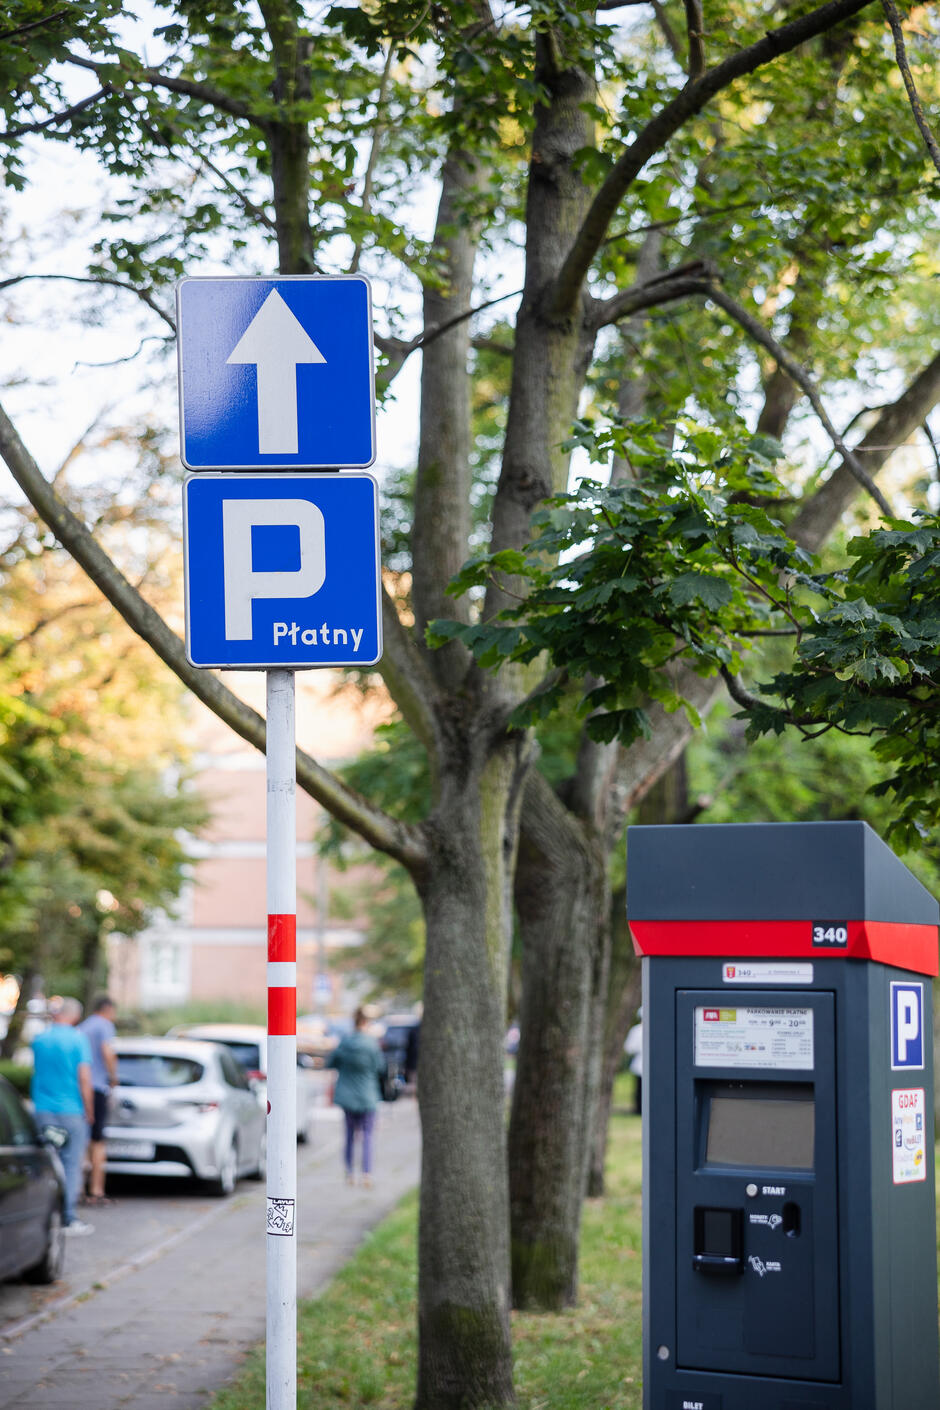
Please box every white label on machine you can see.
[722,962,814,985]
[694,1006,815,1069]
[891,1088,927,1184]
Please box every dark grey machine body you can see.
[643,956,938,1410]
[630,823,940,1410]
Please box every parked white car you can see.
[167,1023,326,1144]
[105,1037,266,1196]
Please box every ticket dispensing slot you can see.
[693,1204,744,1274]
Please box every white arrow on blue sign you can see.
[184,474,382,669]
[176,276,375,470]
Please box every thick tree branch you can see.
[1,85,111,139]
[923,417,940,482]
[790,347,940,550]
[180,137,277,232]
[704,284,893,516]
[378,582,443,754]
[683,0,706,79]
[0,597,100,662]
[549,0,877,315]
[0,11,69,41]
[589,260,715,329]
[595,270,893,516]
[374,288,522,387]
[0,401,428,877]
[64,51,266,127]
[651,0,685,60]
[881,0,940,176]
[414,288,522,355]
[719,665,766,713]
[350,42,395,274]
[0,272,176,333]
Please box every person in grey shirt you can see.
[78,994,118,1206]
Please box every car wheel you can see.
[210,1139,239,1197]
[247,1129,267,1181]
[24,1205,65,1285]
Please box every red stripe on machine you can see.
[267,914,296,963]
[629,919,939,977]
[268,986,296,1035]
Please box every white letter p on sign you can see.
[222,498,325,639]
[898,993,920,1061]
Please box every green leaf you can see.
[668,573,735,610]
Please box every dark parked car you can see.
[0,1074,66,1285]
[380,1014,420,1093]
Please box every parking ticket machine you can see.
[628,821,940,1410]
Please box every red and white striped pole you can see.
[265,668,297,1410]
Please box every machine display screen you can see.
[705,1089,815,1169]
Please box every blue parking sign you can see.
[184,474,382,669]
[177,276,375,470]
[891,982,924,1070]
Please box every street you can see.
[0,1101,420,1409]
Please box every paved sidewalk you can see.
[0,1101,420,1409]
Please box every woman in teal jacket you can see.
[327,1007,385,1186]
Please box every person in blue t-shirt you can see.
[32,997,94,1234]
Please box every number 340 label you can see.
[812,923,848,947]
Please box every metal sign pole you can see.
[265,668,297,1410]
[177,273,380,1410]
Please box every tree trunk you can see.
[411,148,480,667]
[259,3,315,274]
[586,893,640,1197]
[509,771,609,1309]
[0,963,36,1061]
[415,719,528,1409]
[80,927,105,1014]
[586,758,690,1194]
[485,31,595,587]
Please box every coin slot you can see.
[782,1200,801,1237]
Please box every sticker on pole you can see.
[694,1007,814,1070]
[890,982,924,1070]
[267,1197,296,1236]
[891,1088,926,1184]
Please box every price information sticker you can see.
[891,1088,927,1184]
[694,1006,815,1070]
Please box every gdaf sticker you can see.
[892,1088,927,1184]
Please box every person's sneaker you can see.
[65,1219,94,1236]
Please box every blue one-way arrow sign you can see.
[177,276,375,470]
[184,473,382,668]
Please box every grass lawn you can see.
[212,1107,643,1410]
[210,1078,940,1410]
